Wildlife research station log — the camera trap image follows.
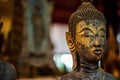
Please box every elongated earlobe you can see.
[66,32,75,53]
[66,32,77,70]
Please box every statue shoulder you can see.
[58,74,73,80]
[103,71,117,80]
[58,72,79,80]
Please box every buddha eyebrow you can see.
[79,28,94,34]
[99,28,106,33]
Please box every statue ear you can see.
[66,32,77,70]
[66,32,74,51]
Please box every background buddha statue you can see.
[58,0,117,80]
[0,17,16,80]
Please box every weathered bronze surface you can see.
[58,0,116,80]
[0,17,16,80]
[0,61,16,80]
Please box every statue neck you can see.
[77,58,99,75]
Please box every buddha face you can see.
[75,20,106,62]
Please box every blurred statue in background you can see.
[58,0,116,80]
[0,17,16,80]
[21,0,57,76]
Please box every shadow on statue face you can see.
[75,20,106,63]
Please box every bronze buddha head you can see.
[66,1,106,70]
[59,0,117,80]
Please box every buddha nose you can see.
[93,37,101,47]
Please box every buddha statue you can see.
[58,0,117,80]
[0,17,16,80]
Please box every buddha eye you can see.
[79,29,94,38]
[99,30,106,38]
[84,34,93,37]
[101,35,105,37]
[85,34,89,37]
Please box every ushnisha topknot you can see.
[68,0,106,38]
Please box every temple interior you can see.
[0,0,120,80]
